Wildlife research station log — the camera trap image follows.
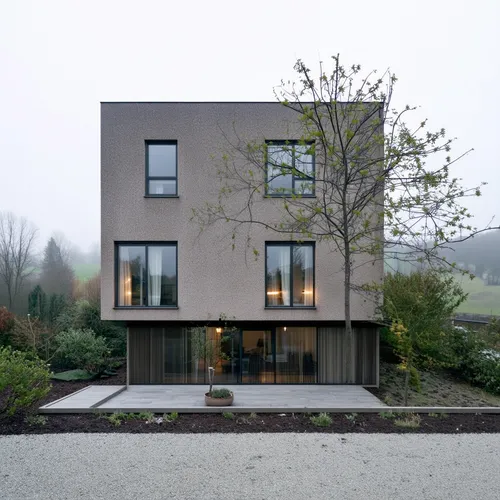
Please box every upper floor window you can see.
[266,242,315,307]
[146,141,177,196]
[266,141,315,196]
[116,243,177,307]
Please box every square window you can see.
[266,141,315,196]
[146,141,177,196]
[116,243,177,307]
[266,243,315,307]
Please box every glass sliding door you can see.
[241,330,274,383]
[275,327,317,383]
[208,327,240,385]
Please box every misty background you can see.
[0,0,499,314]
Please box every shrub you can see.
[210,388,232,399]
[0,307,15,346]
[25,414,48,426]
[10,316,57,362]
[55,299,126,356]
[449,329,500,395]
[310,412,332,427]
[54,328,110,373]
[223,411,235,420]
[0,347,52,417]
[163,412,179,422]
[394,413,421,429]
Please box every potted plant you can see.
[191,321,235,406]
[204,370,233,406]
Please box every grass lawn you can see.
[73,263,100,281]
[455,276,500,315]
[371,361,500,407]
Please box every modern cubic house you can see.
[101,102,382,387]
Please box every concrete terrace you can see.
[40,385,385,414]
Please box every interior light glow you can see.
[266,291,281,295]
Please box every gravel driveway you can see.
[1,433,499,499]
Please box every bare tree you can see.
[193,56,497,383]
[0,212,38,310]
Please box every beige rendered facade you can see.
[101,102,381,385]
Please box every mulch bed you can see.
[1,412,499,435]
[1,365,498,435]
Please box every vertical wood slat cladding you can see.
[150,328,164,384]
[129,327,151,384]
[317,327,378,385]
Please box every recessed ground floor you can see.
[39,384,385,413]
[127,322,380,386]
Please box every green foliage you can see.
[51,369,95,381]
[345,412,358,424]
[210,388,232,399]
[10,316,57,362]
[428,412,448,419]
[163,412,179,422]
[222,411,235,420]
[28,285,66,325]
[55,299,126,356]
[379,411,396,420]
[382,271,468,369]
[310,412,332,427]
[54,328,110,373]
[249,412,258,420]
[394,413,421,429]
[106,412,124,426]
[24,414,48,426]
[0,347,52,417]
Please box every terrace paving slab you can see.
[40,384,385,413]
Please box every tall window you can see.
[266,243,315,307]
[146,141,177,196]
[117,243,177,307]
[266,141,315,196]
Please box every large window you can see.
[266,141,315,196]
[266,243,315,307]
[146,141,177,196]
[116,243,177,307]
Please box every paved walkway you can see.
[40,384,384,413]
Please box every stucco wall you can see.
[101,102,383,322]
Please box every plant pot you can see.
[205,392,234,406]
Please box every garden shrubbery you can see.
[0,346,52,417]
[54,328,110,374]
[382,271,500,397]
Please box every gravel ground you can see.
[1,433,499,499]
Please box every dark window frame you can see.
[145,140,178,197]
[115,241,178,308]
[265,241,316,308]
[265,140,316,198]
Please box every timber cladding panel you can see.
[129,325,186,384]
[317,326,379,385]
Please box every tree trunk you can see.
[343,243,355,383]
[403,354,411,406]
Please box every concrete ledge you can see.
[39,405,500,415]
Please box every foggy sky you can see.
[1,0,499,251]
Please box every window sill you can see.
[264,194,316,199]
[144,195,179,198]
[264,306,317,310]
[113,306,179,310]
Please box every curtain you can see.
[303,247,314,306]
[148,247,162,306]
[119,247,131,306]
[279,247,290,306]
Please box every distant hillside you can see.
[439,229,500,272]
[73,263,100,281]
